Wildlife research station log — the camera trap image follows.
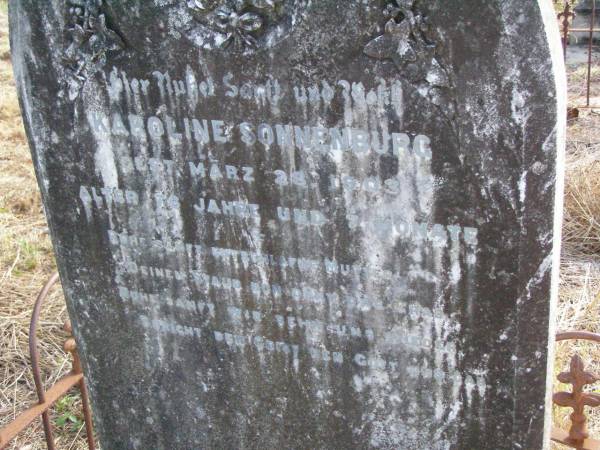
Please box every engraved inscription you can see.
[75,63,485,446]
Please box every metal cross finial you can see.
[554,353,600,447]
[557,1,575,57]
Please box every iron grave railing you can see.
[558,0,600,111]
[552,332,600,449]
[0,274,95,450]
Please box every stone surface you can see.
[10,1,565,449]
[575,0,600,12]
[572,0,600,44]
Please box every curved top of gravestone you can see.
[10,1,565,449]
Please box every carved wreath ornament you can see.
[364,0,453,111]
[186,0,286,52]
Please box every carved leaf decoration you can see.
[237,31,258,48]
[213,6,264,50]
[187,0,218,12]
[396,0,414,8]
[215,8,232,29]
[238,13,263,32]
[250,0,280,9]
[426,59,450,88]
[553,392,575,408]
[187,0,287,52]
[68,78,83,102]
[363,34,392,60]
[383,4,401,20]
[364,19,415,65]
[72,24,87,46]
[92,15,125,51]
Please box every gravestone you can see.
[10,1,565,449]
[572,0,600,44]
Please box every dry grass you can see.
[0,3,598,449]
[562,110,600,258]
[568,65,600,103]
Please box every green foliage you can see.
[54,395,84,432]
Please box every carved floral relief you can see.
[186,0,286,52]
[64,0,124,100]
[365,0,455,114]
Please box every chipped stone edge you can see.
[537,0,568,448]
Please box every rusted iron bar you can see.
[64,322,95,450]
[552,427,600,450]
[552,331,600,450]
[558,0,600,111]
[29,273,59,450]
[559,2,574,58]
[586,0,597,107]
[554,355,600,448]
[79,375,95,450]
[0,374,83,449]
[557,331,600,343]
[0,273,96,450]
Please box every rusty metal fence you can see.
[553,332,600,449]
[558,0,600,111]
[0,274,95,450]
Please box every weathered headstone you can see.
[10,1,565,448]
[572,0,600,44]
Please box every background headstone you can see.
[10,1,565,449]
[572,0,600,44]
